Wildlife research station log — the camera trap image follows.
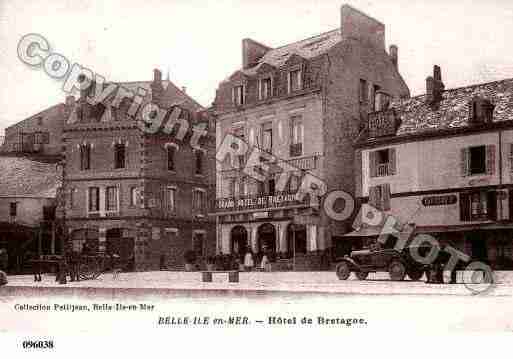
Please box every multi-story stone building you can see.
[355,65,513,269]
[212,5,410,269]
[63,70,216,271]
[0,155,62,273]
[1,102,66,156]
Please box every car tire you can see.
[407,268,424,281]
[389,260,406,281]
[356,271,368,280]
[336,261,351,280]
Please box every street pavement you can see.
[2,270,513,296]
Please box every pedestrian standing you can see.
[244,250,254,272]
[0,248,8,272]
[261,253,269,272]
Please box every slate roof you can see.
[391,78,513,136]
[0,156,61,198]
[240,28,342,76]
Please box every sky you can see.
[1,0,513,133]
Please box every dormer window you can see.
[233,85,244,106]
[469,97,494,124]
[288,68,302,93]
[259,77,272,100]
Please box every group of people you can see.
[242,249,271,272]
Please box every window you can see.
[370,148,396,177]
[462,145,495,176]
[289,174,300,192]
[233,85,244,106]
[195,150,203,175]
[260,77,272,100]
[130,187,138,207]
[106,186,118,212]
[258,181,265,195]
[460,190,497,221]
[193,189,206,212]
[369,184,391,211]
[372,84,381,111]
[290,116,303,157]
[80,144,91,170]
[166,187,176,212]
[34,132,49,144]
[9,202,17,217]
[268,178,275,195]
[262,122,273,153]
[167,146,175,171]
[469,146,486,175]
[114,143,126,169]
[88,187,100,212]
[193,232,205,257]
[359,79,368,104]
[288,68,301,93]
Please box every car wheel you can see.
[356,271,368,280]
[336,262,351,280]
[389,260,406,281]
[407,268,424,281]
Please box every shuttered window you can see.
[461,145,495,176]
[369,148,396,177]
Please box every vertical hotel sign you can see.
[216,193,305,212]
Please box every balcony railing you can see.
[368,109,398,138]
[221,154,319,178]
[377,163,390,177]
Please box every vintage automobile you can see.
[334,243,433,281]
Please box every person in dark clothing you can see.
[0,248,8,272]
[69,249,81,282]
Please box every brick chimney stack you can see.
[340,4,385,50]
[242,38,271,69]
[151,69,164,105]
[426,65,445,104]
[389,45,398,69]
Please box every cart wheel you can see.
[389,260,406,281]
[407,267,424,281]
[336,261,351,280]
[356,271,368,280]
[79,257,101,280]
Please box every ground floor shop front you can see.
[217,215,332,270]
[67,217,215,271]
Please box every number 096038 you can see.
[22,340,54,350]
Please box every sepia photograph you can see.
[1,0,512,356]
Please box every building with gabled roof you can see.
[62,69,216,271]
[212,4,410,270]
[355,65,513,270]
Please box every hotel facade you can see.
[212,5,410,269]
[355,66,513,269]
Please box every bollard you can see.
[202,271,212,282]
[58,261,67,285]
[229,271,239,283]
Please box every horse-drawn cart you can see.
[28,252,118,282]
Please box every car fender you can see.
[338,256,361,271]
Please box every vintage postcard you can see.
[1,0,512,357]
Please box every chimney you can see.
[64,95,75,118]
[340,4,385,50]
[151,68,164,104]
[389,45,398,69]
[242,38,271,69]
[426,65,445,105]
[181,86,187,94]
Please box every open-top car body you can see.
[334,243,436,281]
